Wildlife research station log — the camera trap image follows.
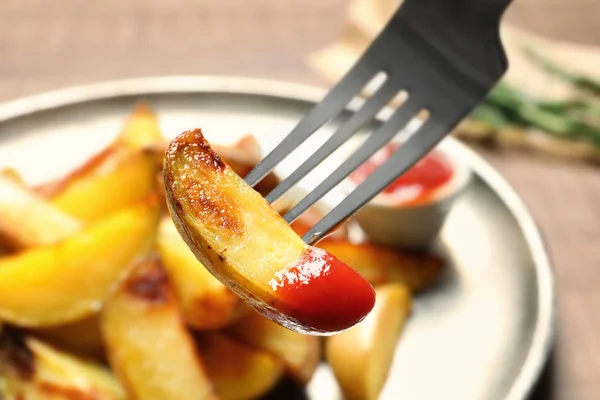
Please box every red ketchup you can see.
[270,247,375,334]
[350,143,454,205]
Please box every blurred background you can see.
[1,0,599,398]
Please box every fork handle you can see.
[397,0,513,87]
[400,0,512,34]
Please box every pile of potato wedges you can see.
[0,104,446,400]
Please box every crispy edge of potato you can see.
[0,175,81,252]
[153,131,279,213]
[100,257,218,400]
[50,147,160,223]
[155,132,280,196]
[157,217,244,330]
[317,239,445,292]
[0,195,160,327]
[0,334,125,400]
[197,332,285,400]
[225,310,321,384]
[154,134,271,213]
[325,284,412,400]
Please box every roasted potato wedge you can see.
[31,315,104,360]
[101,257,217,400]
[35,145,115,198]
[49,148,159,223]
[164,129,375,334]
[318,239,445,292]
[225,309,320,384]
[0,175,81,252]
[0,335,125,400]
[114,102,164,150]
[36,103,164,201]
[326,284,412,400]
[0,195,160,327]
[197,332,285,400]
[157,217,242,330]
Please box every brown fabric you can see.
[505,0,600,45]
[0,0,598,398]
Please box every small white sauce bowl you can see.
[347,140,472,250]
[257,124,471,250]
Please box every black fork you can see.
[245,0,513,245]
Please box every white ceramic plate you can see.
[0,76,554,400]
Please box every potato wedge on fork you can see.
[164,129,376,335]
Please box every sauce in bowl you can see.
[350,143,454,206]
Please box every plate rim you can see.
[0,75,555,400]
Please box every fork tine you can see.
[264,80,402,204]
[283,97,422,225]
[302,118,450,245]
[244,59,378,188]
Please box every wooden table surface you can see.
[1,1,598,399]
